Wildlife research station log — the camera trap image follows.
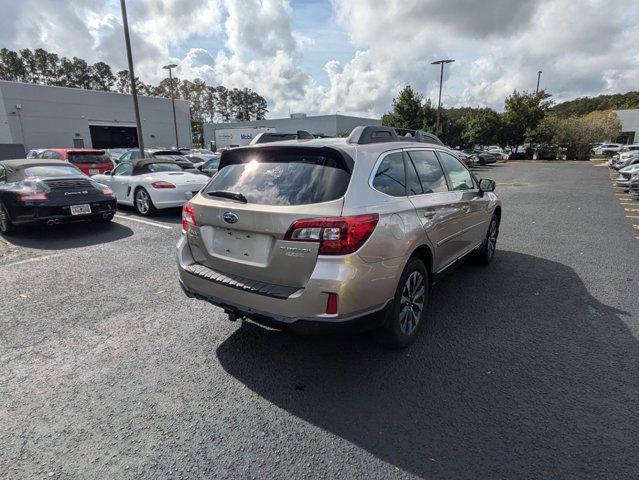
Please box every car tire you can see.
[134,187,157,216]
[0,202,17,235]
[378,258,429,349]
[475,213,499,265]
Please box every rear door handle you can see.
[423,210,436,219]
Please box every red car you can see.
[35,149,113,176]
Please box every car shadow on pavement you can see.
[3,221,133,250]
[216,250,637,479]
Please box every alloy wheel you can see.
[0,205,9,233]
[399,271,425,336]
[136,190,150,214]
[487,219,498,258]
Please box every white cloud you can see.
[1,0,638,118]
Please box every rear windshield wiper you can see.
[206,190,248,203]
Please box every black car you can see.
[0,159,117,234]
[118,149,195,170]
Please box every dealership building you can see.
[203,113,381,147]
[0,80,192,159]
[615,109,639,144]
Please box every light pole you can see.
[536,70,542,94]
[431,59,455,133]
[119,0,144,157]
[163,63,179,148]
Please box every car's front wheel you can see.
[378,258,429,348]
[475,213,499,265]
[134,188,156,216]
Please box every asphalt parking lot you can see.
[1,161,638,479]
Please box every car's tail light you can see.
[284,214,379,255]
[17,191,48,201]
[152,181,176,189]
[326,293,338,315]
[182,202,198,232]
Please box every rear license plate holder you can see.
[70,204,91,215]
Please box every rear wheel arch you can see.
[408,244,433,281]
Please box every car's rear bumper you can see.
[179,279,389,334]
[151,188,205,209]
[9,200,117,225]
[176,235,398,330]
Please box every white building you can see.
[614,108,639,144]
[0,80,192,159]
[204,113,381,148]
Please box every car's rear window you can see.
[68,153,111,164]
[24,165,84,177]
[205,147,350,206]
[145,163,182,173]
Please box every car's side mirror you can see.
[104,170,112,175]
[479,178,496,193]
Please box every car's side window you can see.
[404,154,423,195]
[0,165,6,184]
[372,152,406,197]
[121,152,131,162]
[406,150,448,194]
[438,152,476,191]
[113,164,133,176]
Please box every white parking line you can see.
[114,213,173,230]
[2,252,66,268]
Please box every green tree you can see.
[90,62,116,91]
[555,110,622,160]
[502,89,552,153]
[460,108,501,147]
[382,85,426,130]
[0,48,26,81]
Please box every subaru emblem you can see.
[223,212,239,224]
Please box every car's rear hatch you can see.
[186,145,352,288]
[67,151,112,176]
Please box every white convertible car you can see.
[92,159,209,216]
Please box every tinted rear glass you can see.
[205,147,350,206]
[68,153,111,164]
[146,163,183,172]
[24,165,84,177]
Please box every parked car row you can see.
[613,148,639,197]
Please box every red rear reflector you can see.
[326,293,338,315]
[284,214,379,255]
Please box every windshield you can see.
[204,147,350,206]
[68,153,111,164]
[202,158,221,170]
[146,163,183,172]
[24,165,84,177]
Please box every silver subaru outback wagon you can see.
[177,126,501,347]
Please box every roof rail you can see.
[347,125,444,146]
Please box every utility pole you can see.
[119,0,145,157]
[163,64,179,148]
[431,59,455,133]
[536,70,542,94]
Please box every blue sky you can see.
[2,0,639,118]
